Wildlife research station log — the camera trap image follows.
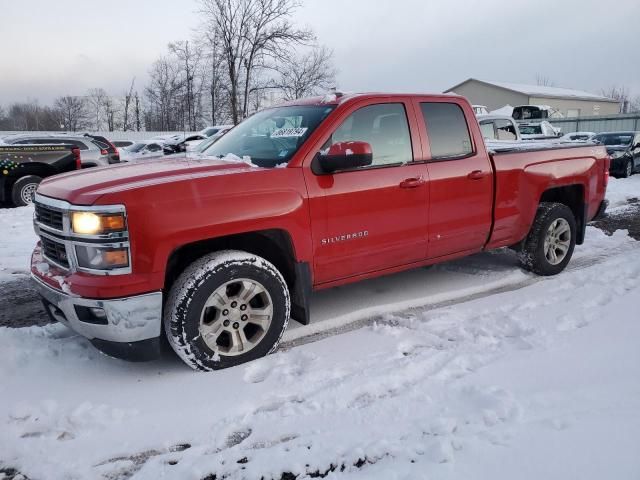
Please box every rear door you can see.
[413,99,494,258]
[303,99,429,284]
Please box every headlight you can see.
[71,212,126,235]
[75,245,129,270]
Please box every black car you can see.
[162,134,207,155]
[593,131,640,178]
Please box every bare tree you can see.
[122,78,136,131]
[200,27,230,125]
[145,56,185,130]
[169,40,207,130]
[86,88,108,130]
[0,101,62,131]
[535,75,555,87]
[102,96,118,131]
[54,96,88,131]
[199,0,313,123]
[275,46,335,100]
[134,91,142,131]
[601,85,630,113]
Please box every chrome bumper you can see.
[32,275,162,343]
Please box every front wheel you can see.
[164,250,290,371]
[622,160,633,178]
[11,175,42,207]
[518,202,576,276]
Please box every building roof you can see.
[445,78,619,103]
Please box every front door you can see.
[304,101,429,285]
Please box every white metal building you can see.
[445,79,620,117]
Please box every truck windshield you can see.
[200,105,335,168]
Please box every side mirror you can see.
[313,141,373,174]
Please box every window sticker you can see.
[271,127,308,138]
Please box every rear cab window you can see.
[420,102,473,160]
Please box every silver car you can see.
[2,134,113,168]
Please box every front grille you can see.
[41,236,69,268]
[35,203,64,231]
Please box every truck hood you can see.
[38,156,258,205]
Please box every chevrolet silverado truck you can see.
[0,144,80,206]
[30,93,610,370]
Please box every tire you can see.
[518,202,576,276]
[621,160,633,178]
[11,175,42,207]
[164,250,290,371]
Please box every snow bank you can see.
[605,175,640,210]
[0,227,638,479]
[0,205,37,282]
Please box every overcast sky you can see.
[1,0,639,105]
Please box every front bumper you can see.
[32,274,163,360]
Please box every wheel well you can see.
[164,229,298,294]
[540,185,586,244]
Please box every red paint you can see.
[32,93,609,299]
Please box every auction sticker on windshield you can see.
[271,127,308,138]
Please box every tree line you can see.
[0,0,335,133]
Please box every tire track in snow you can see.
[281,235,638,350]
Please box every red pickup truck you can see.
[30,93,609,370]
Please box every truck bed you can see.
[487,143,609,250]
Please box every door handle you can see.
[467,170,489,180]
[400,176,426,188]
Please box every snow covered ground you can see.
[0,176,639,479]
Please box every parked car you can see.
[513,105,563,121]
[119,140,165,161]
[2,134,118,168]
[30,93,609,369]
[200,125,234,138]
[0,144,80,206]
[592,131,640,178]
[189,128,232,153]
[163,134,208,155]
[519,121,562,140]
[476,114,522,142]
[558,132,596,143]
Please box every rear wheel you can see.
[164,250,290,371]
[518,202,576,276]
[11,175,42,206]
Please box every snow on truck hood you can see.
[37,155,259,205]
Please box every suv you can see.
[3,134,118,168]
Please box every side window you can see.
[479,121,496,140]
[325,103,413,167]
[148,144,161,152]
[420,103,473,159]
[495,119,517,141]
